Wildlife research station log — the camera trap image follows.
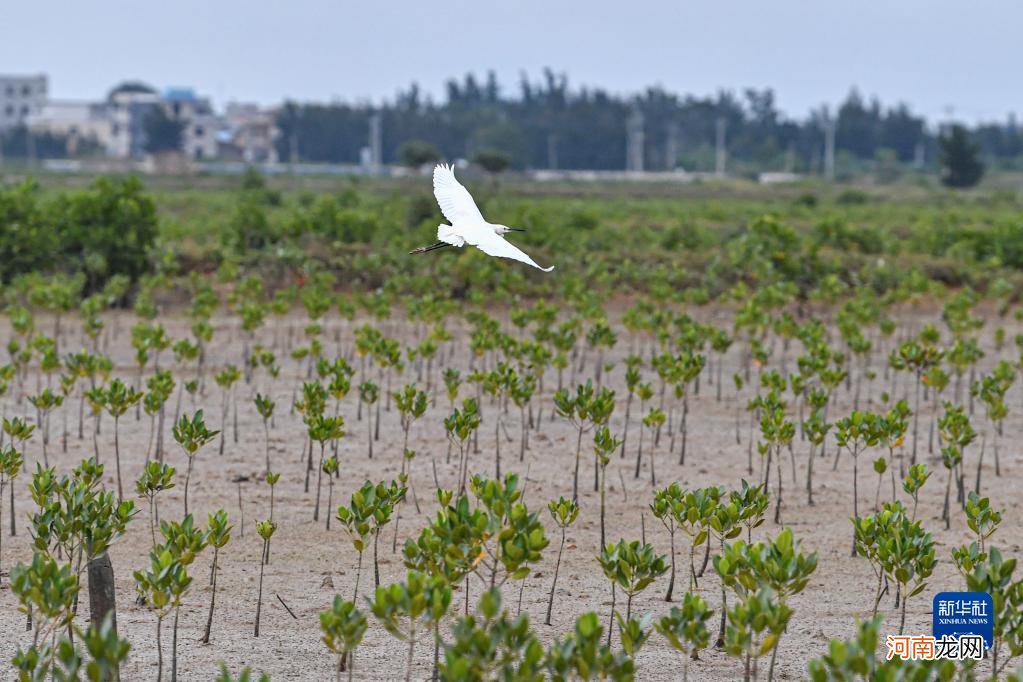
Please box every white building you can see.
[220,102,279,163]
[0,74,48,130]
[27,100,114,155]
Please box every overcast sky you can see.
[3,0,1017,124]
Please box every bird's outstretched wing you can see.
[462,222,555,272]
[433,164,485,225]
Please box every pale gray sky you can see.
[3,0,1018,124]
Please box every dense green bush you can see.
[0,177,157,290]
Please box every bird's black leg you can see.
[409,241,450,255]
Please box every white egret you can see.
[410,164,554,272]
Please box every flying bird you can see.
[410,164,554,272]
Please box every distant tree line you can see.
[274,70,1023,174]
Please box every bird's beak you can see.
[508,227,526,232]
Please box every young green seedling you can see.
[320,596,368,682]
[103,378,143,501]
[135,460,176,547]
[545,496,580,625]
[655,593,713,679]
[200,509,232,644]
[310,414,346,523]
[593,426,622,551]
[254,520,276,637]
[254,393,275,474]
[323,456,339,530]
[172,410,219,516]
[0,445,23,582]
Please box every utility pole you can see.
[546,133,558,170]
[665,122,678,171]
[823,113,835,181]
[626,107,644,172]
[368,112,382,174]
[714,117,726,176]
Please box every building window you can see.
[22,85,30,96]
[194,125,204,137]
[3,105,12,116]
[20,105,29,116]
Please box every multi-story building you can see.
[0,74,48,130]
[220,102,279,163]
[27,100,114,155]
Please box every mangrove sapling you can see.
[172,410,219,516]
[651,484,684,601]
[150,373,176,458]
[703,494,743,648]
[103,378,143,501]
[3,416,34,536]
[723,527,817,681]
[592,427,622,551]
[357,381,379,459]
[310,414,346,522]
[84,386,107,462]
[939,446,962,530]
[633,382,654,479]
[320,596,368,682]
[262,471,280,564]
[394,384,427,510]
[888,341,943,465]
[972,361,1014,486]
[296,381,328,493]
[937,402,976,517]
[674,352,705,465]
[0,445,23,582]
[802,397,830,506]
[254,520,276,636]
[58,373,75,453]
[922,366,950,455]
[711,330,733,403]
[159,514,208,671]
[677,487,723,590]
[28,388,62,467]
[620,360,641,458]
[135,461,176,547]
[170,339,199,422]
[724,587,791,682]
[875,505,936,635]
[254,393,275,474]
[554,380,616,502]
[598,539,668,642]
[198,510,232,646]
[214,365,241,456]
[510,374,536,465]
[336,487,376,602]
[901,463,931,522]
[133,538,193,681]
[834,411,878,555]
[545,496,580,625]
[369,481,406,587]
[323,456,338,530]
[757,396,794,525]
[444,399,481,495]
[368,571,435,682]
[8,551,78,675]
[655,593,712,679]
[642,408,666,487]
[872,457,887,512]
